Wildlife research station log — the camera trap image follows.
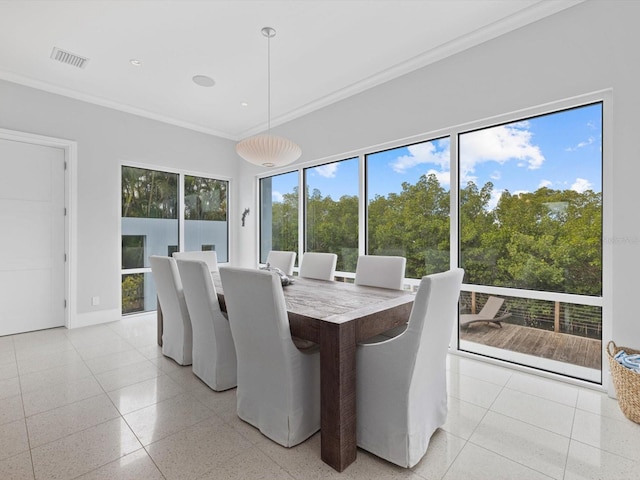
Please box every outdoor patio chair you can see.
[460,296,511,329]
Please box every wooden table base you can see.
[320,321,357,471]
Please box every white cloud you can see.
[538,179,552,189]
[314,163,339,178]
[571,177,592,193]
[460,174,478,187]
[272,190,283,202]
[490,170,501,181]
[459,123,545,182]
[425,168,451,187]
[390,138,450,174]
[565,136,595,152]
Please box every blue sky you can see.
[270,102,602,210]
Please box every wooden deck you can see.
[459,322,601,370]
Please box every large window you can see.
[305,158,359,272]
[257,96,606,383]
[458,102,603,382]
[121,167,178,314]
[366,138,450,278]
[184,175,228,262]
[121,166,228,314]
[259,171,298,264]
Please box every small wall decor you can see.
[241,208,250,227]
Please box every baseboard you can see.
[69,308,121,329]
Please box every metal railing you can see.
[461,291,602,339]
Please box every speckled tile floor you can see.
[0,314,638,479]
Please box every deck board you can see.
[459,322,601,370]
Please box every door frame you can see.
[0,128,77,329]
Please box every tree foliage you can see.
[121,167,178,219]
[121,168,228,222]
[270,187,299,252]
[368,173,450,278]
[306,188,359,272]
[477,186,602,296]
[184,176,227,221]
[268,174,602,297]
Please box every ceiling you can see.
[0,1,581,141]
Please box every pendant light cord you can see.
[235,27,301,167]
[267,30,271,134]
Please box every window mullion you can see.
[178,173,185,252]
[358,154,366,256]
[298,168,304,260]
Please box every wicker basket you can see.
[607,340,640,424]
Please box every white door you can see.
[0,138,66,336]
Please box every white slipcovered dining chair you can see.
[265,250,296,276]
[298,252,337,281]
[149,255,193,366]
[219,266,321,447]
[355,255,408,338]
[173,250,218,271]
[176,259,237,391]
[356,268,464,468]
[355,255,406,290]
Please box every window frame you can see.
[119,162,232,315]
[255,89,612,386]
[258,170,300,265]
[364,136,452,277]
[455,97,608,383]
[183,174,229,262]
[303,157,360,273]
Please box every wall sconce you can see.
[241,208,250,227]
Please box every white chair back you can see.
[355,255,406,290]
[298,252,337,281]
[172,250,218,271]
[219,266,320,447]
[176,259,237,391]
[356,268,464,467]
[149,255,192,366]
[265,250,296,276]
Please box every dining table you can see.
[157,271,415,472]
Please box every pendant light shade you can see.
[236,134,302,168]
[236,27,301,168]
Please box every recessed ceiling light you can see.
[192,75,215,87]
[240,102,249,107]
[129,59,142,66]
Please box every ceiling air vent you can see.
[50,47,89,69]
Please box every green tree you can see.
[368,173,450,278]
[459,181,498,285]
[121,167,177,219]
[471,186,602,296]
[267,173,601,300]
[184,176,227,221]
[306,189,358,272]
[271,187,299,252]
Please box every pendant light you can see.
[236,27,302,168]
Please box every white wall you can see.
[239,0,640,347]
[0,80,239,327]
